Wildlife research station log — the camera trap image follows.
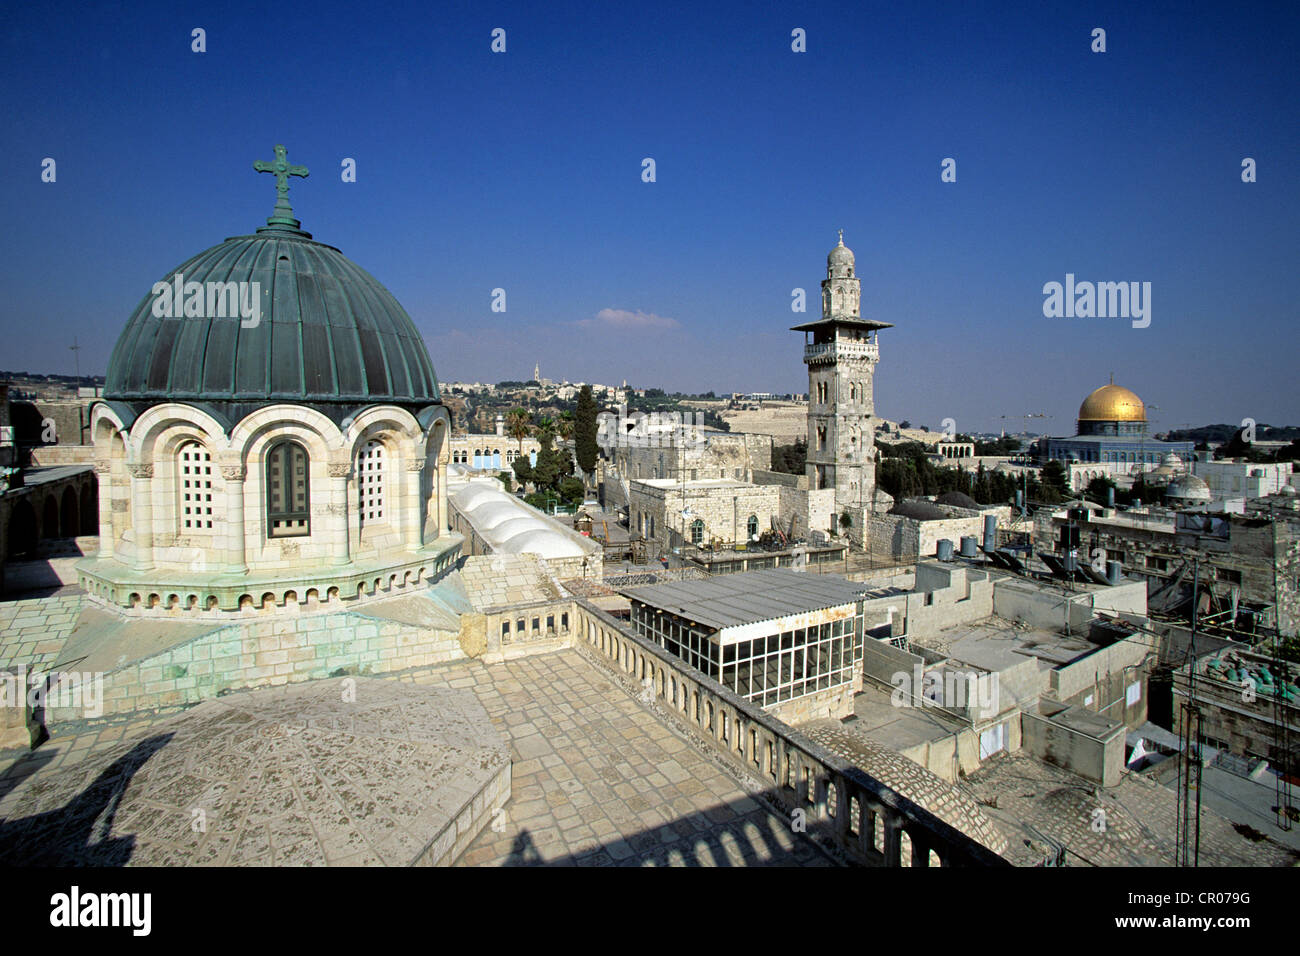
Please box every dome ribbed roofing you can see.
[105,152,439,411]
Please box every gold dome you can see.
[1078,383,1146,422]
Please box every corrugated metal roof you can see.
[620,569,867,631]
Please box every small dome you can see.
[466,500,523,530]
[1148,452,1186,482]
[1166,474,1211,502]
[1078,383,1146,422]
[499,528,585,560]
[935,491,980,510]
[888,500,949,521]
[827,232,855,272]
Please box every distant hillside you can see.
[1165,423,1300,443]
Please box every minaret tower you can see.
[793,232,892,513]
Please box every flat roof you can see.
[620,568,866,630]
[790,317,894,332]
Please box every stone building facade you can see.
[599,420,772,515]
[628,478,782,551]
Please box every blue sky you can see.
[2,0,1296,433]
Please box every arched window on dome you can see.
[266,441,310,538]
[177,441,214,532]
[358,439,385,529]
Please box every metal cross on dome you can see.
[254,144,309,227]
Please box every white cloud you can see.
[575,308,680,330]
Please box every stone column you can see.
[882,815,903,867]
[860,803,877,856]
[220,464,247,572]
[327,462,351,565]
[94,460,114,559]
[436,456,449,534]
[405,457,425,550]
[833,776,851,839]
[128,462,154,571]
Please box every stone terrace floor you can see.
[0,591,84,672]
[0,617,836,866]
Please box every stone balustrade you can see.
[571,599,1009,867]
[803,341,879,365]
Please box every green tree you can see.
[1214,427,1252,459]
[574,385,599,477]
[506,407,532,454]
[496,471,513,493]
[556,410,575,442]
[558,476,585,507]
[1040,460,1068,495]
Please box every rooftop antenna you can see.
[1176,557,1203,866]
[1270,500,1294,831]
[69,336,81,389]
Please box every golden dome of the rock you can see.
[1078,384,1146,422]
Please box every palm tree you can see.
[556,411,575,443]
[506,407,531,454]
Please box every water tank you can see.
[1106,486,1116,508]
[982,514,997,551]
[936,539,954,561]
[960,536,978,557]
[1106,560,1122,585]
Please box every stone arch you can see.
[59,487,78,537]
[7,499,37,557]
[41,495,59,540]
[79,482,96,535]
[230,405,342,551]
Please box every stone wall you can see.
[895,566,994,637]
[1022,706,1126,787]
[629,480,782,550]
[753,469,802,489]
[868,513,988,562]
[774,484,837,541]
[48,605,468,722]
[1049,633,1152,727]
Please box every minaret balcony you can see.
[804,341,879,364]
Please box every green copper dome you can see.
[105,147,439,416]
